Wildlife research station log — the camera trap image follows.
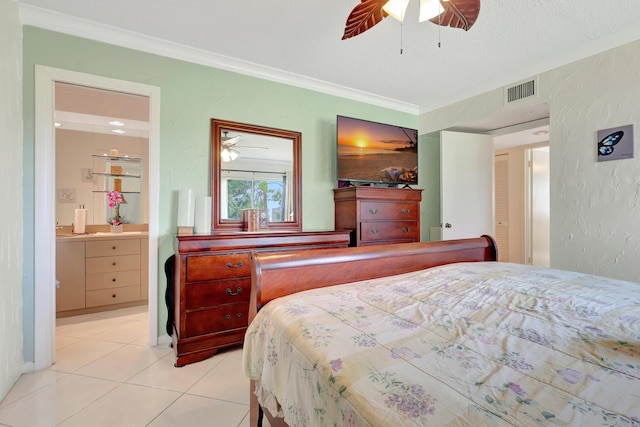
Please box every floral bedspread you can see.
[242,262,640,426]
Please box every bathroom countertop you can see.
[56,231,149,241]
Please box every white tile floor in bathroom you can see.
[0,306,262,427]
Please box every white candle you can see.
[194,196,212,234]
[177,189,195,226]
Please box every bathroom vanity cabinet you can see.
[56,233,148,317]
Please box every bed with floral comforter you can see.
[243,261,640,426]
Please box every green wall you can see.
[418,133,441,241]
[22,27,417,361]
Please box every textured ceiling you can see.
[19,0,640,115]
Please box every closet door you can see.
[494,154,509,261]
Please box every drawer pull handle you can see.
[369,208,378,214]
[401,208,411,214]
[112,278,116,282]
[112,246,116,250]
[112,294,116,298]
[226,261,243,268]
[370,229,379,235]
[226,287,242,296]
[112,262,117,266]
[402,227,411,233]
[225,313,243,320]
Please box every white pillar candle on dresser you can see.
[177,189,195,227]
[194,196,212,234]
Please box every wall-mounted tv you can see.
[337,115,418,186]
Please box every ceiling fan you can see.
[221,131,269,162]
[221,131,241,162]
[342,0,480,40]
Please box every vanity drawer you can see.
[360,201,419,221]
[185,303,249,337]
[86,254,141,274]
[360,221,419,242]
[86,285,140,308]
[186,253,250,282]
[86,270,141,291]
[86,239,140,257]
[186,278,249,310]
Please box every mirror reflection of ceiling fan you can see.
[342,0,480,40]
[221,131,268,162]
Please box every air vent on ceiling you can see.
[504,78,537,104]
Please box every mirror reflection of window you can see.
[219,131,294,222]
[221,172,287,221]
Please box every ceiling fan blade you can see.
[430,0,480,31]
[341,0,480,39]
[236,146,268,150]
[221,131,240,147]
[342,0,389,40]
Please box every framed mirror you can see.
[211,118,302,232]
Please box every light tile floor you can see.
[0,306,259,427]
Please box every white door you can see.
[440,131,494,240]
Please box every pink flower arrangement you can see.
[107,190,124,225]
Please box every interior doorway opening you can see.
[54,83,151,323]
[34,66,160,370]
[492,123,550,265]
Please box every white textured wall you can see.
[0,0,25,400]
[547,41,640,281]
[420,38,640,282]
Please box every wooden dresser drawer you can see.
[360,221,419,242]
[185,303,249,337]
[86,285,140,307]
[86,239,140,257]
[86,254,141,274]
[86,270,141,291]
[186,253,250,282]
[186,278,249,310]
[360,201,419,221]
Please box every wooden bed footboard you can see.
[247,235,497,426]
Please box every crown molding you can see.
[19,4,419,115]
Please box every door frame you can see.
[34,65,160,370]
[524,144,550,266]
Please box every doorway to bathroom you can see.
[54,83,150,319]
[34,66,160,370]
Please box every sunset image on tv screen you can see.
[337,116,418,184]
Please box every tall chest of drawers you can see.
[173,230,351,367]
[334,187,422,246]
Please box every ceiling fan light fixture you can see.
[221,147,240,162]
[382,0,411,22]
[418,0,444,22]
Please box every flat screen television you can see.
[337,115,418,186]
